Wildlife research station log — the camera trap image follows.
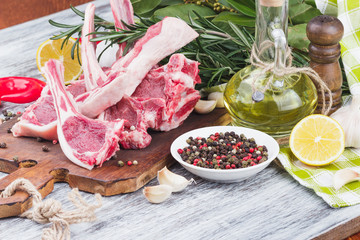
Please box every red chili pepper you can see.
[0,77,45,104]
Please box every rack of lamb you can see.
[12,0,201,169]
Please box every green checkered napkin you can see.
[277,148,360,208]
[276,0,360,208]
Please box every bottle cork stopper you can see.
[260,0,285,7]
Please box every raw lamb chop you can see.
[110,0,135,57]
[12,80,87,141]
[101,54,200,149]
[11,86,57,140]
[43,59,124,170]
[132,54,201,131]
[81,3,107,91]
[99,95,165,149]
[77,17,199,118]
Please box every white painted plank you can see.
[0,1,359,239]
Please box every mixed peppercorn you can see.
[178,131,268,170]
[1,110,20,123]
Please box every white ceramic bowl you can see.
[170,126,280,183]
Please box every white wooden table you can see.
[0,1,359,239]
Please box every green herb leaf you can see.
[228,22,252,49]
[130,0,162,15]
[227,0,256,17]
[212,12,255,28]
[153,4,215,23]
[289,0,322,25]
[158,0,183,7]
[304,0,317,8]
[288,23,309,52]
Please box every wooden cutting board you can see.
[0,109,230,218]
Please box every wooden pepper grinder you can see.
[306,15,344,115]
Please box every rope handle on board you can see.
[0,178,102,240]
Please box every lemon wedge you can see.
[289,114,345,166]
[36,38,82,84]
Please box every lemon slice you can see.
[289,114,345,166]
[36,38,82,84]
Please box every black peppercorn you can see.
[42,145,50,152]
[180,131,268,170]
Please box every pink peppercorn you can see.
[177,148,183,154]
[127,161,133,166]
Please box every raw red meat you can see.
[101,54,200,149]
[12,80,87,141]
[99,95,165,149]
[13,2,202,164]
[133,54,201,131]
[11,86,57,140]
[43,59,124,170]
[77,17,199,118]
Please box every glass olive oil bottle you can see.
[224,0,317,138]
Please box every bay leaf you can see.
[131,0,162,15]
[289,1,321,25]
[159,0,183,7]
[304,0,317,8]
[212,12,255,27]
[288,23,309,51]
[227,0,256,17]
[153,4,215,23]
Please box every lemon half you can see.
[36,38,82,84]
[289,114,345,166]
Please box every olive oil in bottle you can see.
[223,0,318,138]
[224,65,317,137]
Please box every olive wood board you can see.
[0,109,231,218]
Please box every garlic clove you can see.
[143,184,173,204]
[330,95,360,148]
[333,168,360,191]
[208,92,225,108]
[194,100,216,114]
[157,166,194,192]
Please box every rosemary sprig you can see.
[48,6,307,89]
[49,5,115,64]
